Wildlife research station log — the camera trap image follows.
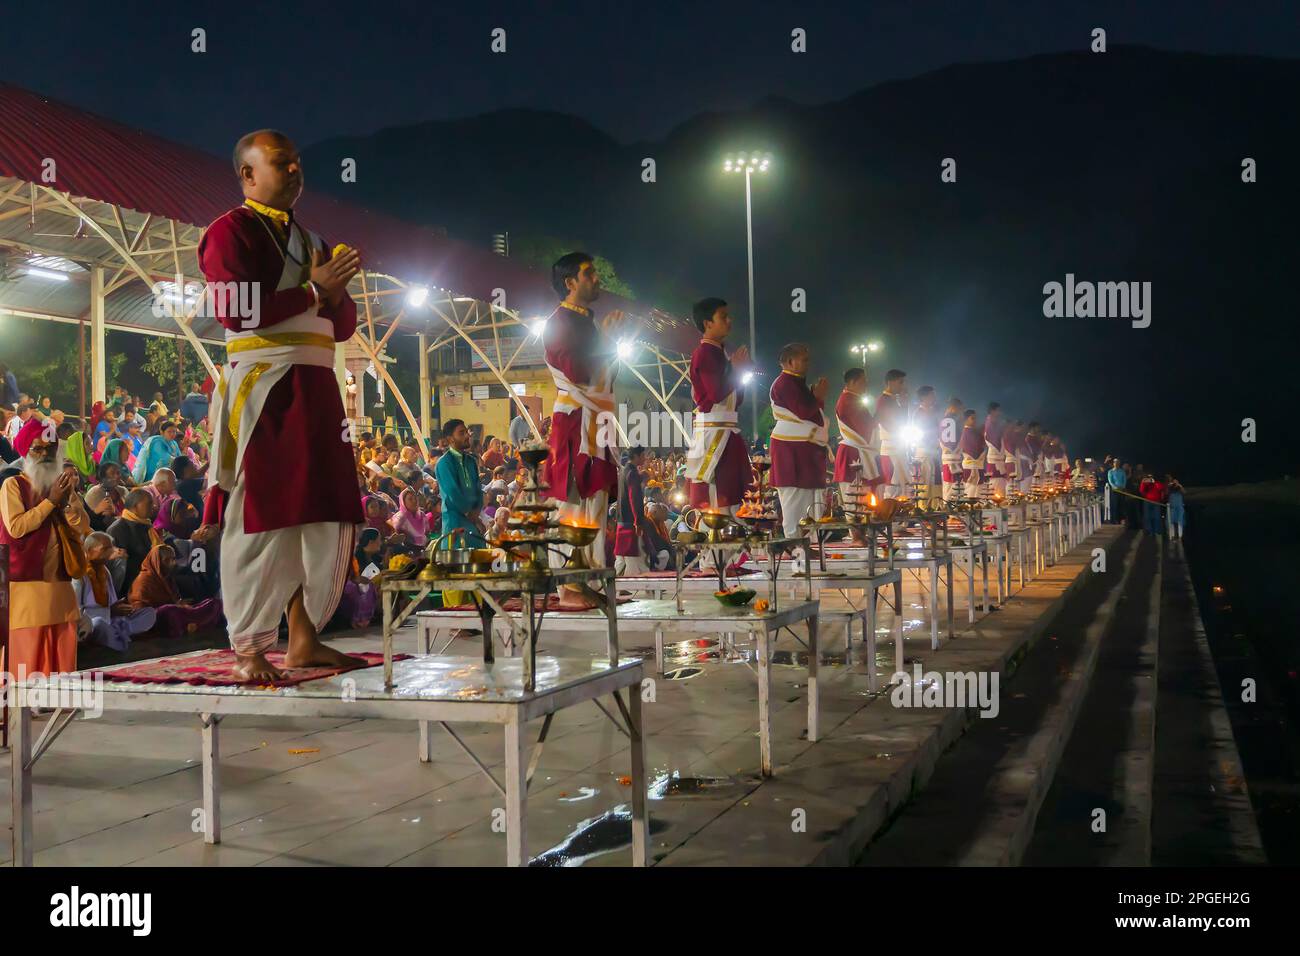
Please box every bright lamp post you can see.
[724,151,771,441]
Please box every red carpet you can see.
[90,650,410,688]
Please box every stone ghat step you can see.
[859,531,1141,866]
[658,524,1123,867]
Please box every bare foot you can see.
[282,636,365,670]
[233,653,285,682]
[554,588,599,611]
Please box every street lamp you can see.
[850,341,882,358]
[723,151,771,441]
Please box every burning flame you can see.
[559,517,599,529]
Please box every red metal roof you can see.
[0,82,699,354]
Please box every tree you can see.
[142,337,213,397]
[22,338,127,412]
[510,234,635,299]
[755,403,775,446]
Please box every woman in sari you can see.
[125,544,223,639]
[389,487,431,547]
[98,436,132,476]
[154,494,200,537]
[92,412,120,461]
[65,430,97,481]
[132,420,180,484]
[362,494,392,536]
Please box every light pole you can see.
[724,151,770,442]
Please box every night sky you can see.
[2,1,1296,151]
[3,1,1298,481]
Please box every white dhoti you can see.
[961,450,986,501]
[204,255,354,658]
[615,552,650,576]
[777,487,822,538]
[986,443,1007,496]
[219,473,353,657]
[941,449,962,502]
[1019,454,1035,493]
[877,427,907,498]
[916,449,939,506]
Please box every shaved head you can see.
[232,129,290,175]
[232,129,303,209]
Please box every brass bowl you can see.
[555,523,599,547]
[519,446,549,469]
[871,499,905,522]
[676,530,706,544]
[697,510,735,531]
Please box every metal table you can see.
[620,569,902,688]
[419,598,820,777]
[748,544,953,648]
[672,535,811,610]
[380,567,617,691]
[802,518,894,573]
[10,652,648,867]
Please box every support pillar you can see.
[418,332,431,443]
[90,267,107,403]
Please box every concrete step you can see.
[859,531,1140,866]
[1024,533,1160,864]
[1151,540,1266,864]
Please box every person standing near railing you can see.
[1166,476,1185,539]
[1106,459,1126,523]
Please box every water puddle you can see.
[648,771,740,799]
[771,650,847,667]
[529,805,669,867]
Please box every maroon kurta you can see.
[769,371,826,489]
[959,423,985,481]
[545,303,618,500]
[1002,423,1023,459]
[939,410,961,483]
[831,390,875,484]
[983,413,1006,476]
[687,339,752,507]
[198,205,362,532]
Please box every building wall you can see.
[434,370,556,444]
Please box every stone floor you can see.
[1,533,1109,866]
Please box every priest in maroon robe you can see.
[770,343,829,537]
[685,297,753,510]
[939,396,963,502]
[197,129,363,681]
[544,252,629,607]
[958,408,987,499]
[1022,422,1044,492]
[983,402,1008,496]
[832,367,879,491]
[912,385,941,506]
[874,369,909,497]
[1001,419,1025,491]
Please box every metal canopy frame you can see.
[0,173,698,454]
